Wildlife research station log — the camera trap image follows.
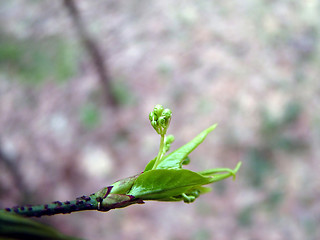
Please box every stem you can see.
[152,134,165,170]
[0,187,144,217]
[208,172,237,183]
[0,194,98,217]
[63,0,118,108]
[0,143,32,203]
[198,162,242,180]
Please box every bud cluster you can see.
[149,104,172,135]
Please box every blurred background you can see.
[0,0,319,239]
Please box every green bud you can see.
[110,174,140,194]
[189,189,200,198]
[151,121,161,134]
[149,105,172,135]
[182,193,196,203]
[161,108,172,119]
[162,109,172,130]
[100,194,134,211]
[182,156,190,165]
[151,120,158,130]
[149,112,157,122]
[158,116,166,128]
[153,104,164,117]
[165,135,175,144]
[164,134,175,153]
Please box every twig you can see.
[0,143,32,204]
[1,186,144,217]
[62,0,118,108]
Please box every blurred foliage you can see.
[192,228,211,240]
[157,60,174,78]
[0,32,79,85]
[237,205,254,227]
[245,148,273,188]
[0,212,81,240]
[245,100,306,188]
[264,190,284,210]
[237,191,284,227]
[260,101,305,151]
[252,0,320,56]
[110,77,136,106]
[79,102,101,129]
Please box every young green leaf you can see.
[155,124,217,170]
[109,174,140,194]
[144,157,156,172]
[198,161,242,181]
[128,169,215,200]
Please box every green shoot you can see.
[0,104,241,219]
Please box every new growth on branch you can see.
[1,104,241,217]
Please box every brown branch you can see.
[0,142,32,204]
[62,0,118,108]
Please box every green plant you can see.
[0,212,81,240]
[0,104,241,236]
[0,33,78,85]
